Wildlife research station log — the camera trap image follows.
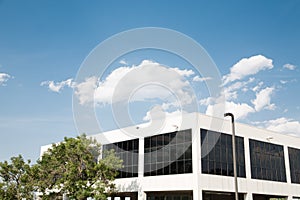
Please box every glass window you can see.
[288,147,300,184]
[147,192,193,200]
[200,129,246,177]
[203,191,244,200]
[103,139,139,178]
[144,129,192,176]
[249,139,286,182]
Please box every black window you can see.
[288,147,300,184]
[147,191,193,200]
[144,129,192,176]
[249,139,286,182]
[203,191,244,200]
[201,129,246,177]
[103,139,139,178]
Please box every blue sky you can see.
[0,0,300,162]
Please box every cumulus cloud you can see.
[172,67,194,77]
[41,78,74,93]
[251,87,275,111]
[223,78,255,100]
[200,75,276,120]
[205,101,255,120]
[283,64,296,70]
[0,73,11,86]
[74,76,98,105]
[241,88,248,92]
[199,76,257,119]
[199,55,298,132]
[93,66,132,105]
[138,106,186,131]
[252,81,264,92]
[119,59,128,65]
[198,55,280,120]
[280,80,287,84]
[199,97,215,106]
[192,76,212,82]
[76,60,195,106]
[161,101,180,110]
[223,55,273,85]
[199,77,255,108]
[142,106,182,122]
[255,117,300,136]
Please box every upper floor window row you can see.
[201,129,246,178]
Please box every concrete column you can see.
[194,189,202,200]
[138,138,145,200]
[138,191,146,200]
[287,196,293,200]
[244,139,253,200]
[284,145,292,184]
[244,192,253,200]
[138,138,144,177]
[192,127,201,200]
[244,136,252,180]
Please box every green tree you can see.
[0,155,35,200]
[36,134,122,200]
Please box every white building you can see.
[41,113,300,200]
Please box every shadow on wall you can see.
[113,179,141,200]
[118,179,141,192]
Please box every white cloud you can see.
[76,60,195,106]
[224,90,238,101]
[252,81,264,92]
[283,63,296,70]
[142,106,182,122]
[172,67,194,77]
[140,106,185,132]
[41,78,74,93]
[119,59,128,65]
[251,87,275,111]
[0,73,11,86]
[280,80,288,84]
[223,55,273,85]
[93,66,133,104]
[256,117,300,136]
[192,76,212,82]
[201,73,276,120]
[241,88,248,92]
[223,78,255,100]
[199,97,215,106]
[199,77,255,106]
[161,101,180,110]
[206,101,255,119]
[74,76,98,105]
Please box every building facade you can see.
[42,113,300,200]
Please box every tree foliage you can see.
[35,134,123,200]
[0,135,122,200]
[0,155,35,200]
